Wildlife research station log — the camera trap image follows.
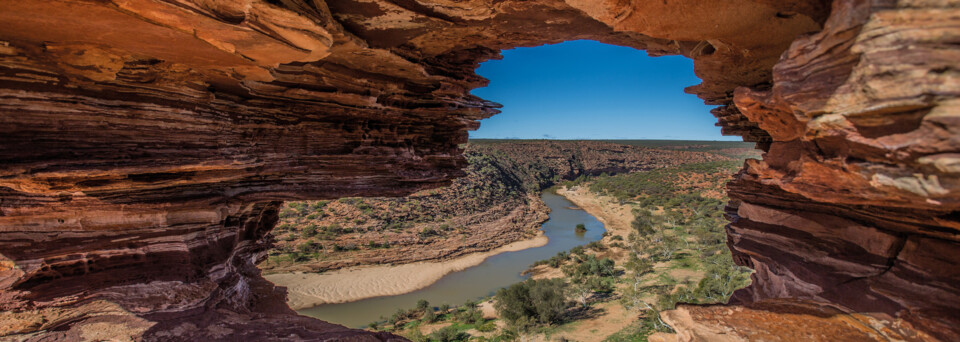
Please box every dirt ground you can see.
[550,301,640,342]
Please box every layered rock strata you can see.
[0,0,956,340]
[720,0,960,340]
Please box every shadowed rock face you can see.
[0,0,956,340]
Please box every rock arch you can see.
[0,0,956,340]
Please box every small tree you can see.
[656,234,681,261]
[507,315,536,342]
[631,209,656,236]
[416,299,430,311]
[495,278,569,326]
[571,276,594,307]
[529,279,569,324]
[571,274,613,307]
[422,308,437,323]
[621,254,654,311]
[455,305,482,324]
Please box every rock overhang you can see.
[0,0,958,340]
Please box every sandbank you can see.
[266,232,548,310]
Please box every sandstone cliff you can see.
[0,0,957,340]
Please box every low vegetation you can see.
[364,153,754,341]
[574,223,587,233]
[263,140,758,341]
[590,160,753,341]
[365,298,498,342]
[260,150,537,272]
[260,141,735,274]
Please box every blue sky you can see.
[469,40,735,141]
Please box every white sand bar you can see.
[265,233,548,310]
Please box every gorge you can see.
[293,191,605,329]
[259,140,747,333]
[1,0,958,341]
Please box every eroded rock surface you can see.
[720,1,960,340]
[0,0,956,340]
[660,299,940,341]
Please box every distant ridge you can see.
[468,139,757,152]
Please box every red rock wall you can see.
[721,0,960,340]
[0,0,956,340]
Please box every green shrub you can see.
[563,254,616,278]
[495,278,569,325]
[388,309,403,325]
[422,308,437,323]
[586,241,606,251]
[456,307,483,324]
[430,326,467,342]
[475,320,496,332]
[405,328,428,342]
[279,208,297,218]
[301,224,318,237]
[419,227,438,238]
[416,299,430,311]
[311,200,329,210]
[296,242,316,254]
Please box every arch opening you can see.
[0,0,956,340]
[470,40,734,141]
[258,40,760,333]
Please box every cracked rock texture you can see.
[0,0,957,340]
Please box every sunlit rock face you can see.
[720,1,960,340]
[0,0,956,340]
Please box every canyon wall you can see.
[698,1,960,340]
[0,0,956,340]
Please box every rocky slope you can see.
[259,140,729,274]
[259,147,545,273]
[0,0,957,340]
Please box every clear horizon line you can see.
[467,138,746,142]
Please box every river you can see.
[296,191,606,328]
